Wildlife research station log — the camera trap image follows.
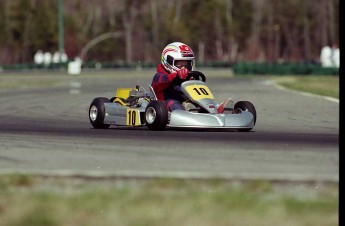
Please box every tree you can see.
[0,0,339,65]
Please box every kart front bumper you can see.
[167,110,255,129]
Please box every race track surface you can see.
[0,70,339,182]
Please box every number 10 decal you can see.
[185,85,214,100]
[127,109,140,126]
[193,87,209,95]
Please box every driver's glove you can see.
[176,68,189,80]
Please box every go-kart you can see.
[88,71,256,131]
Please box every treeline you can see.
[0,0,339,65]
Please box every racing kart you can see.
[88,71,257,131]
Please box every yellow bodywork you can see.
[114,88,136,105]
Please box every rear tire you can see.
[89,97,111,129]
[145,100,168,130]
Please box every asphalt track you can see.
[0,70,339,182]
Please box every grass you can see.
[0,174,338,226]
[270,75,339,99]
[0,73,66,91]
[0,70,339,99]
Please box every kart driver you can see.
[151,42,194,111]
[151,41,230,112]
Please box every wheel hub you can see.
[146,107,156,124]
[89,105,98,121]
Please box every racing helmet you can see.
[161,42,195,73]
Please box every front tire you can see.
[89,97,111,129]
[234,101,257,132]
[145,100,168,130]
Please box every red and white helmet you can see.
[161,42,195,73]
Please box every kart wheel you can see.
[145,100,168,130]
[89,97,111,129]
[234,100,257,125]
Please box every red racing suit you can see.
[151,64,187,111]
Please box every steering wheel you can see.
[186,71,206,82]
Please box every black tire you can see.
[234,101,257,125]
[89,97,111,129]
[145,100,169,130]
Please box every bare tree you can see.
[215,12,223,61]
[246,0,266,61]
[122,2,137,63]
[303,0,312,61]
[225,0,238,63]
[150,0,159,51]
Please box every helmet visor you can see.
[174,60,193,71]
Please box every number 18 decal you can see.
[126,109,140,126]
[185,85,214,100]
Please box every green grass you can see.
[270,75,339,99]
[0,71,339,99]
[0,73,66,91]
[0,175,338,226]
